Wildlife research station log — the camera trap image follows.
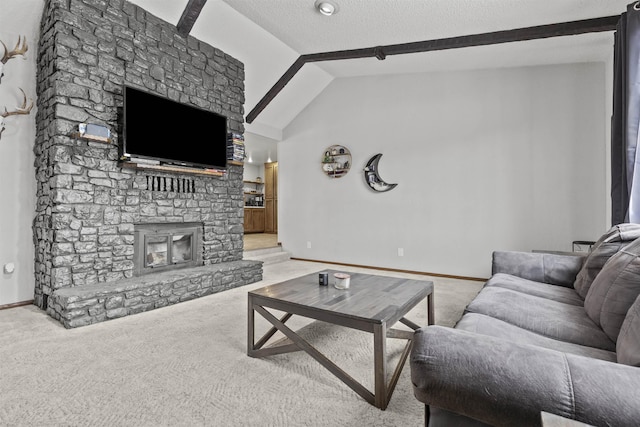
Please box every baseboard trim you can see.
[289,258,487,282]
[0,300,34,310]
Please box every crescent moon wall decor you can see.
[363,153,398,192]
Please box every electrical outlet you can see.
[307,241,312,249]
[4,262,15,274]
[398,248,404,257]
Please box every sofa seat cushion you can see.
[465,287,615,351]
[456,313,617,362]
[485,273,584,306]
[411,326,640,427]
[574,223,640,299]
[584,237,640,343]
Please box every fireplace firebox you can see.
[134,223,203,276]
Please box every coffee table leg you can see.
[248,298,298,357]
[247,293,255,355]
[254,305,376,406]
[428,293,435,325]
[374,322,388,409]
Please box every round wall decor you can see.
[321,144,351,178]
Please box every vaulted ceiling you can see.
[129,0,631,143]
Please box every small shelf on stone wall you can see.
[70,132,112,144]
[70,123,113,144]
[120,161,226,177]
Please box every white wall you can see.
[0,0,615,302]
[243,163,262,183]
[279,63,608,278]
[0,0,43,305]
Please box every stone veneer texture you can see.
[33,0,261,324]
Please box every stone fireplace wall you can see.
[33,0,262,327]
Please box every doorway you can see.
[243,161,278,252]
[242,132,278,251]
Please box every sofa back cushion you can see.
[617,294,640,366]
[574,223,640,299]
[584,237,640,342]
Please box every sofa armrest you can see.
[492,251,584,287]
[410,326,640,427]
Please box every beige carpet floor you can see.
[0,259,482,427]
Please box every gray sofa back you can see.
[584,237,640,343]
[573,223,640,298]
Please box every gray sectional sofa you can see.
[410,224,640,426]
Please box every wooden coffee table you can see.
[247,270,434,409]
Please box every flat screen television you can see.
[121,86,228,170]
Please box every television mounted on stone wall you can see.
[121,85,228,170]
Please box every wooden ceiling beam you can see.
[177,0,208,37]
[246,15,620,124]
[382,15,620,56]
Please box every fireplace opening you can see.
[134,223,203,275]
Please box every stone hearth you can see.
[33,0,262,328]
[48,260,262,328]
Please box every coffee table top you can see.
[249,270,433,327]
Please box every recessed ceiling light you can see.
[314,0,339,16]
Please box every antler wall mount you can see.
[0,35,28,84]
[0,88,34,138]
[0,36,33,140]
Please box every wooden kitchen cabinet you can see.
[244,208,265,233]
[251,209,265,232]
[264,162,278,233]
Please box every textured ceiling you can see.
[219,0,630,133]
[221,0,628,54]
[128,0,632,151]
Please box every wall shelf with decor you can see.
[244,179,264,206]
[70,132,111,144]
[227,132,245,165]
[322,144,351,178]
[70,123,112,144]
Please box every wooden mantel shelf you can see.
[120,161,226,177]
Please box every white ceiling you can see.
[129,0,632,162]
[223,0,623,54]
